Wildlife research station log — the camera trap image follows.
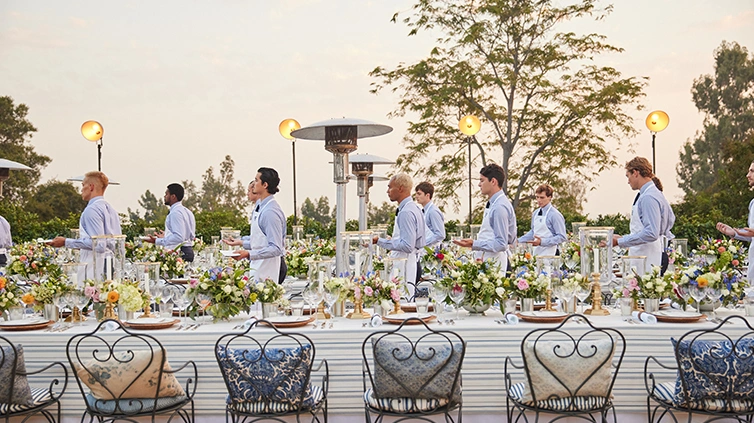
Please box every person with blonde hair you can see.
[373,173,425,297]
[48,171,122,277]
[518,184,567,256]
[612,157,675,273]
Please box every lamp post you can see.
[348,153,394,230]
[645,111,669,172]
[459,115,481,231]
[279,119,301,225]
[81,120,104,171]
[291,118,392,275]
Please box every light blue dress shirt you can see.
[155,201,196,250]
[618,181,675,248]
[248,196,286,260]
[0,215,11,249]
[423,201,446,246]
[518,203,568,247]
[65,196,122,250]
[472,190,517,253]
[377,197,425,253]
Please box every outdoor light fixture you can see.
[458,115,481,230]
[279,118,301,224]
[81,120,104,171]
[645,111,669,172]
[348,153,394,230]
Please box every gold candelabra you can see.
[64,306,86,323]
[103,302,117,320]
[315,300,331,320]
[584,272,610,316]
[542,288,556,312]
[389,300,404,315]
[347,298,371,319]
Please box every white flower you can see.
[450,271,461,278]
[495,287,506,297]
[730,246,737,253]
[201,283,208,290]
[223,285,232,294]
[722,289,730,296]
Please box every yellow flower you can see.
[107,291,120,303]
[697,276,708,288]
[22,293,35,305]
[0,276,6,291]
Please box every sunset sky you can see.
[1,0,753,222]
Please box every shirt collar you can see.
[424,200,434,212]
[398,196,413,211]
[539,203,552,214]
[488,190,504,205]
[87,196,104,206]
[169,201,183,210]
[257,195,275,209]
[639,181,654,195]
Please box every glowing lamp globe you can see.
[645,111,669,133]
[279,119,301,140]
[81,120,104,142]
[459,115,481,136]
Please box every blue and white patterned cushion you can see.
[372,339,463,404]
[509,382,607,412]
[0,345,33,405]
[363,388,448,413]
[216,344,316,408]
[85,393,187,414]
[671,337,754,405]
[0,387,53,414]
[651,381,754,413]
[227,384,325,414]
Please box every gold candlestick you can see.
[64,306,86,323]
[542,288,556,312]
[389,300,404,315]
[103,302,117,320]
[139,304,153,318]
[584,272,610,316]
[315,300,330,320]
[347,298,370,319]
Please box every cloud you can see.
[715,10,754,30]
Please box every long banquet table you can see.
[5,308,752,422]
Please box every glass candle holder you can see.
[579,227,614,287]
[91,235,126,282]
[293,225,304,242]
[620,255,647,283]
[62,262,88,289]
[220,229,241,251]
[342,231,373,278]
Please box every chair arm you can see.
[166,360,199,399]
[312,358,329,397]
[504,356,523,393]
[644,355,677,397]
[22,361,69,401]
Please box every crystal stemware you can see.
[448,284,465,320]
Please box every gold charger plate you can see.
[168,278,190,284]
[400,303,435,312]
[652,311,706,323]
[260,316,315,329]
[0,319,54,331]
[516,303,546,311]
[384,313,437,325]
[517,311,569,324]
[122,318,180,330]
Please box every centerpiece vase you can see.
[521,298,535,313]
[261,303,278,318]
[463,302,491,315]
[103,302,117,321]
[643,298,660,313]
[117,306,134,321]
[332,300,345,317]
[43,304,58,321]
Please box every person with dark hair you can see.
[612,157,675,273]
[232,168,287,283]
[453,163,516,271]
[716,160,754,283]
[518,184,567,256]
[415,181,445,248]
[146,183,197,262]
[0,215,11,266]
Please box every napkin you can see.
[632,311,657,324]
[242,317,258,330]
[370,314,383,327]
[102,321,120,332]
[504,312,519,325]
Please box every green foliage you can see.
[181,155,249,213]
[588,214,630,236]
[129,189,168,223]
[300,196,333,226]
[367,201,395,226]
[0,95,51,203]
[371,0,645,212]
[0,202,79,242]
[24,180,87,221]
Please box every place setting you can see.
[0,318,55,331]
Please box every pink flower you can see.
[390,289,401,302]
[622,288,630,298]
[718,246,726,253]
[733,259,740,266]
[84,285,97,299]
[354,286,361,300]
[364,286,374,297]
[628,278,639,290]
[189,279,199,288]
[517,279,529,290]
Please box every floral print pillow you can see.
[74,349,185,400]
[0,345,33,405]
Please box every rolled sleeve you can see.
[618,197,662,248]
[378,212,416,253]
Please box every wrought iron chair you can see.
[362,317,466,423]
[66,319,197,423]
[214,319,329,423]
[504,314,626,423]
[645,315,754,423]
[0,335,68,423]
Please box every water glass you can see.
[415,296,429,314]
[159,301,173,318]
[619,298,632,316]
[290,298,305,316]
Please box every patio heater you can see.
[0,158,32,197]
[348,153,393,231]
[291,118,392,275]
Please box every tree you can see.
[367,201,396,225]
[24,180,87,221]
[0,96,51,203]
[184,155,248,215]
[370,0,645,212]
[130,189,168,224]
[301,196,333,226]
[676,41,754,205]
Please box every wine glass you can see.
[705,287,721,319]
[689,285,706,315]
[575,284,592,314]
[448,284,465,321]
[430,284,447,316]
[303,286,323,326]
[53,294,68,328]
[556,282,577,314]
[197,293,212,325]
[173,291,188,327]
[68,290,88,325]
[323,286,340,323]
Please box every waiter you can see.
[415,181,446,248]
[372,173,424,297]
[224,180,265,279]
[716,159,754,283]
[612,157,675,273]
[233,167,287,283]
[0,215,11,267]
[145,183,196,262]
[453,163,516,271]
[518,184,567,256]
[48,171,121,278]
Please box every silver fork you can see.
[328,321,334,329]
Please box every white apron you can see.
[627,201,663,273]
[390,212,418,298]
[532,207,557,256]
[475,195,510,269]
[249,200,281,283]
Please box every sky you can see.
[1,0,753,223]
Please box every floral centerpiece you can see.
[437,258,506,309]
[156,247,186,279]
[620,265,669,302]
[358,273,401,311]
[509,250,535,273]
[560,241,581,271]
[421,245,449,275]
[125,241,158,262]
[24,266,72,311]
[252,278,285,304]
[0,275,23,314]
[324,276,356,303]
[83,279,150,318]
[692,238,746,273]
[192,237,206,254]
[186,266,256,322]
[6,241,59,280]
[310,238,336,258]
[504,269,549,299]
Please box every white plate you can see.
[265,316,311,324]
[221,251,240,257]
[653,310,703,318]
[124,318,174,325]
[139,236,151,240]
[519,311,568,318]
[382,312,433,320]
[0,318,50,326]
